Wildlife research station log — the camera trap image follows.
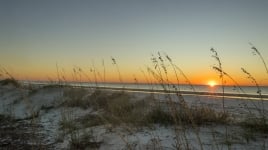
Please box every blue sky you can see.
[1,0,268,84]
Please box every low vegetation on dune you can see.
[0,78,20,87]
[0,44,267,149]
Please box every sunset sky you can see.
[1,0,268,85]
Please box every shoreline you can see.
[94,86,268,100]
[23,82,268,100]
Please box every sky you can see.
[0,0,268,85]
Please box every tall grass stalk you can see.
[212,66,259,115]
[90,61,99,87]
[164,53,202,104]
[211,48,226,113]
[76,67,94,89]
[102,59,106,83]
[56,63,65,86]
[210,48,232,148]
[140,68,153,90]
[241,68,265,116]
[249,43,268,74]
[1,67,16,82]
[111,57,124,88]
[148,56,188,148]
[148,53,205,150]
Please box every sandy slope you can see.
[0,84,268,149]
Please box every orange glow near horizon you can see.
[5,71,267,86]
[1,64,268,86]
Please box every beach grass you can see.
[0,44,267,149]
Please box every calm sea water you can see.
[22,81,268,96]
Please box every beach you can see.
[1,82,268,149]
[2,1,268,149]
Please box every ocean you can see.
[21,81,268,96]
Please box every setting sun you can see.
[208,80,217,87]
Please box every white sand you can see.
[0,84,268,149]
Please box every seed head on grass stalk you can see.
[157,52,168,76]
[164,54,179,86]
[151,54,164,84]
[75,67,93,88]
[133,74,139,89]
[164,53,201,105]
[111,57,124,87]
[150,53,173,94]
[249,43,268,74]
[73,66,83,86]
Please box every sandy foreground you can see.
[0,83,268,150]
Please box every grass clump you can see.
[105,92,133,120]
[186,106,230,125]
[240,115,268,142]
[63,87,89,109]
[59,110,78,134]
[241,115,268,133]
[84,90,231,127]
[101,92,147,125]
[145,106,174,126]
[145,105,230,126]
[0,78,20,87]
[77,114,105,128]
[0,114,14,125]
[88,89,109,110]
[87,90,153,126]
[59,118,78,134]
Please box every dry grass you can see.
[62,87,89,109]
[73,89,230,128]
[241,115,268,133]
[69,130,102,150]
[1,44,267,149]
[0,78,20,87]
[0,114,46,149]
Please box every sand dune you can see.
[0,83,268,149]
